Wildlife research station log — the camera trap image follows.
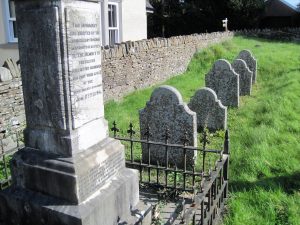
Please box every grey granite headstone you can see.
[3,58,20,78]
[188,87,227,131]
[236,49,257,83]
[0,1,150,225]
[205,59,240,107]
[232,59,253,96]
[0,67,12,82]
[140,85,197,168]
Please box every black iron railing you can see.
[111,121,230,225]
[0,122,230,225]
[0,130,23,190]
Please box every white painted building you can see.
[0,0,151,63]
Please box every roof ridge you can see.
[278,0,300,12]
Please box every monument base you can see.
[11,138,127,204]
[0,138,153,225]
[0,168,148,225]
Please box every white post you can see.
[222,18,228,32]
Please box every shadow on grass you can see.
[230,172,300,195]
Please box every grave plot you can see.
[232,59,253,96]
[205,59,240,107]
[139,85,197,169]
[236,49,257,84]
[188,87,227,131]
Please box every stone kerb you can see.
[139,85,197,168]
[236,49,257,84]
[188,87,227,131]
[232,59,253,96]
[205,59,240,107]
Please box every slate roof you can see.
[280,0,300,11]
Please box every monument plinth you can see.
[0,1,150,224]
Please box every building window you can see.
[108,3,119,46]
[4,0,17,42]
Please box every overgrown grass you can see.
[105,36,300,224]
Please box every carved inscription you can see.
[78,151,124,200]
[66,8,104,129]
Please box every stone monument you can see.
[232,59,253,96]
[0,1,150,225]
[236,50,257,84]
[205,59,240,107]
[140,85,197,168]
[188,87,227,131]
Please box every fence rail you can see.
[0,130,24,190]
[0,122,230,225]
[111,121,230,225]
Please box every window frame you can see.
[108,2,120,46]
[4,0,18,43]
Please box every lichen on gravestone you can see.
[188,87,227,132]
[139,85,197,168]
[236,49,257,84]
[205,59,240,107]
[232,59,253,96]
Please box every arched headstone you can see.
[205,59,239,107]
[232,59,253,96]
[237,49,257,83]
[140,85,197,168]
[0,67,12,82]
[188,87,227,131]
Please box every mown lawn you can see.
[105,36,300,225]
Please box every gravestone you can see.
[3,58,20,78]
[188,87,227,131]
[0,1,150,225]
[205,59,240,107]
[0,67,12,82]
[232,59,253,96]
[140,85,197,168]
[236,50,257,83]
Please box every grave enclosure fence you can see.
[0,122,230,225]
[0,130,24,190]
[111,121,230,225]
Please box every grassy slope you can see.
[105,36,300,224]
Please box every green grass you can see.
[105,36,300,224]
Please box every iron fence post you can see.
[223,129,230,198]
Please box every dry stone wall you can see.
[102,32,234,101]
[0,31,234,152]
[0,64,24,152]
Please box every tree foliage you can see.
[148,0,265,38]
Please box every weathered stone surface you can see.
[232,59,253,96]
[102,32,234,101]
[205,59,239,107]
[11,138,126,204]
[0,168,139,225]
[188,87,227,131]
[3,58,20,78]
[0,67,12,82]
[140,85,197,168]
[0,1,147,225]
[236,49,257,83]
[0,32,234,145]
[17,2,107,156]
